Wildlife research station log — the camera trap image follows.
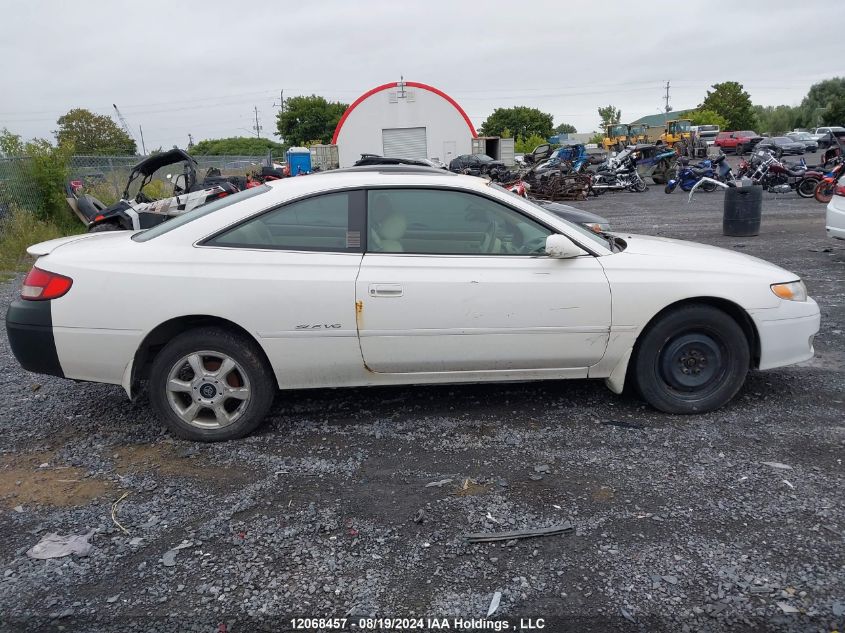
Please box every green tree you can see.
[554,122,577,135]
[275,95,347,146]
[190,136,288,157]
[799,77,845,127]
[0,128,24,157]
[54,108,136,155]
[825,99,845,128]
[479,106,554,140]
[597,105,622,126]
[23,138,75,227]
[690,109,728,129]
[515,134,550,154]
[753,105,800,135]
[698,82,756,130]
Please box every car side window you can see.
[367,189,552,256]
[206,191,359,252]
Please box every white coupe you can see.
[6,167,820,441]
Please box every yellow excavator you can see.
[602,124,629,152]
[659,119,693,149]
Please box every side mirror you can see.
[545,234,587,259]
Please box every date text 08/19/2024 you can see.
[288,617,546,630]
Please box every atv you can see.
[71,149,239,232]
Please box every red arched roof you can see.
[331,81,477,144]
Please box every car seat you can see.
[369,194,407,252]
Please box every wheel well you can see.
[627,297,761,383]
[130,315,275,396]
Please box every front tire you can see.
[815,180,834,204]
[149,327,275,441]
[632,304,750,414]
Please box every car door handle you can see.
[369,284,403,297]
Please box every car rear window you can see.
[132,185,271,242]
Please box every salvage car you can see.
[785,131,819,152]
[448,153,504,175]
[714,131,763,155]
[7,166,820,441]
[756,136,806,157]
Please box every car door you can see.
[356,188,611,374]
[201,189,366,387]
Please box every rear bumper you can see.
[750,298,820,370]
[5,300,64,378]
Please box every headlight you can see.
[771,280,807,302]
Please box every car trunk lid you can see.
[27,232,132,257]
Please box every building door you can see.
[442,141,456,165]
[382,127,427,159]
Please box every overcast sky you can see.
[1,0,841,150]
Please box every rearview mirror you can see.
[545,234,587,259]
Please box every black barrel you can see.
[723,184,762,237]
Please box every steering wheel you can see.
[480,220,498,253]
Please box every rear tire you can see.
[797,177,819,198]
[632,304,750,414]
[149,327,275,442]
[701,180,718,192]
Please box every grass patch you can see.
[0,207,83,273]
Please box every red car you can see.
[714,131,763,155]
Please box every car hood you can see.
[610,233,796,279]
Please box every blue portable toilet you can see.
[286,147,312,175]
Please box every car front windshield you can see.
[488,183,610,251]
[132,185,271,242]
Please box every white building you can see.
[332,80,477,168]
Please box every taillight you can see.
[835,185,845,197]
[21,267,73,301]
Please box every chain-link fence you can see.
[0,153,274,222]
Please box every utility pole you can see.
[139,125,147,155]
[663,80,672,113]
[187,133,194,149]
[273,89,284,113]
[253,106,262,138]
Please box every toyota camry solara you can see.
[6,167,820,441]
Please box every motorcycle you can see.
[665,157,719,193]
[739,149,823,197]
[589,151,648,193]
[813,160,845,204]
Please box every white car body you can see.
[826,173,845,240]
[9,169,820,427]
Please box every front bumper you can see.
[750,298,820,370]
[5,299,64,377]
[826,202,845,240]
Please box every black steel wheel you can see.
[632,304,750,413]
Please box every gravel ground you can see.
[0,184,843,633]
